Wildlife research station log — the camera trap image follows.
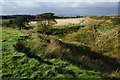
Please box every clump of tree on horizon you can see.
[35,13,57,33]
[13,16,29,30]
[3,16,29,30]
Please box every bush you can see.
[111,17,120,25]
[2,21,10,27]
[2,19,13,27]
[12,16,29,30]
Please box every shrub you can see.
[111,17,120,25]
[2,19,13,27]
[2,21,10,27]
[12,16,29,30]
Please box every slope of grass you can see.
[2,27,103,79]
[2,16,120,79]
[63,19,119,58]
[62,18,120,78]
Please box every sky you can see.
[0,0,119,16]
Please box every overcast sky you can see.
[1,0,119,16]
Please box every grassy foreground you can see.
[1,17,120,79]
[2,27,103,79]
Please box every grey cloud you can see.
[2,2,118,16]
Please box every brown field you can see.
[30,18,85,26]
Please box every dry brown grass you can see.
[55,18,84,26]
[30,18,84,26]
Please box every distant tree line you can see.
[1,15,35,21]
[54,16,84,19]
[1,15,84,20]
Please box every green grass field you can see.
[2,27,103,79]
[1,17,120,79]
